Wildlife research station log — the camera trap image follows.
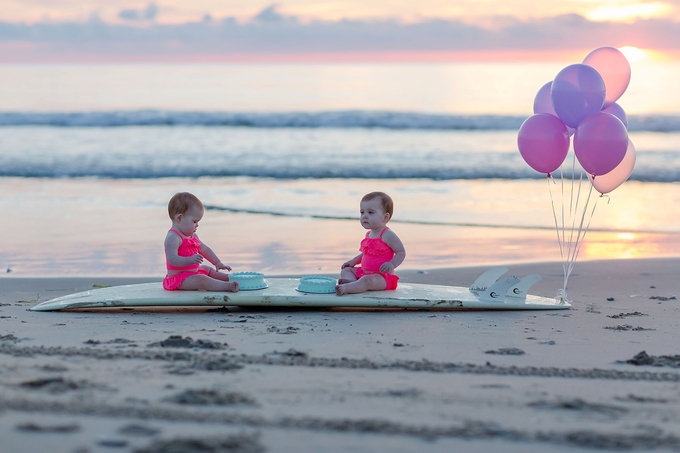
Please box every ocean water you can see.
[1,61,680,277]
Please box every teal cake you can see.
[296,276,337,294]
[229,272,267,290]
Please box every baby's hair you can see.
[168,192,204,219]
[362,192,394,218]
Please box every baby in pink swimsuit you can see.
[336,192,406,296]
[163,192,239,292]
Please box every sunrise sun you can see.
[618,46,648,62]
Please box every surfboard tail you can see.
[469,268,543,304]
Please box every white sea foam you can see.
[0,124,678,182]
[0,110,678,131]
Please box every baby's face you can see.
[176,205,204,236]
[359,198,389,230]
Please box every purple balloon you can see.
[534,81,575,135]
[517,114,570,174]
[574,112,628,176]
[551,64,606,128]
[601,102,628,129]
[533,81,557,116]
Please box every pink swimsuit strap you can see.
[364,227,388,239]
[166,229,202,271]
[361,227,391,252]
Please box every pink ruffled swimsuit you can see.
[163,229,209,291]
[356,227,399,290]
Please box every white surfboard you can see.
[30,268,570,311]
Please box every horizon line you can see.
[2,48,677,64]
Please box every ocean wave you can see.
[1,110,679,132]
[0,164,538,180]
[2,162,679,182]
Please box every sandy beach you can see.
[2,257,680,452]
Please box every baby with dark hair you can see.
[163,192,239,292]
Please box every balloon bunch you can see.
[516,47,634,302]
[518,46,634,192]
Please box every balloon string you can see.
[548,175,565,263]
[560,163,566,260]
[548,164,569,303]
[551,164,566,296]
[569,184,598,279]
[569,153,576,216]
[562,154,578,296]
[564,179,597,290]
[548,152,599,304]
[565,163,583,285]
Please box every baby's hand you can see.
[216,262,232,271]
[189,254,204,265]
[379,262,395,274]
[341,260,355,269]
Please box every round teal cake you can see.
[296,276,337,294]
[229,272,267,290]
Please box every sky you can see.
[2,1,680,62]
[4,0,680,24]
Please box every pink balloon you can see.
[574,112,628,176]
[551,64,606,128]
[590,140,636,194]
[517,114,570,174]
[583,47,631,107]
[601,102,628,129]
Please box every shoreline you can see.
[4,176,680,278]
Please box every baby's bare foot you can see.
[337,279,352,285]
[228,282,239,292]
[335,284,347,296]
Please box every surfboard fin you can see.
[505,274,542,303]
[470,268,542,303]
[474,276,521,302]
[469,266,508,292]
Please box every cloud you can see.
[252,4,287,23]
[118,3,158,22]
[1,7,679,61]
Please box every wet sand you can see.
[1,258,680,452]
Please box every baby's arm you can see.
[165,233,203,267]
[342,253,363,269]
[199,240,232,271]
[379,229,406,274]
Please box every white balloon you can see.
[590,140,636,194]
